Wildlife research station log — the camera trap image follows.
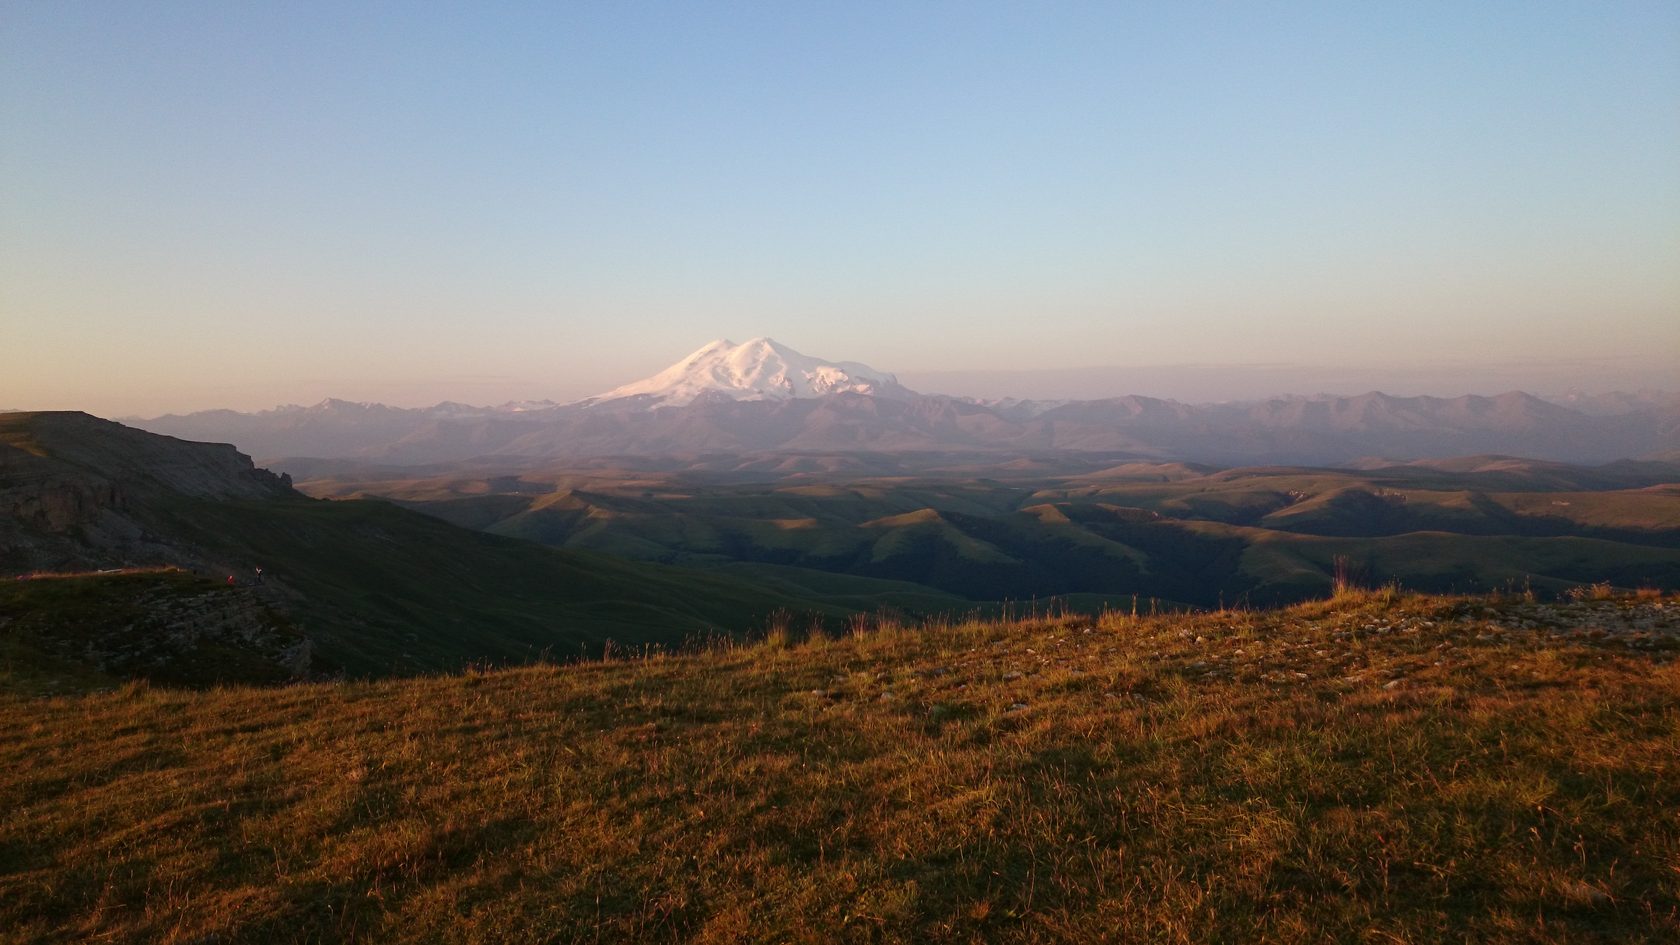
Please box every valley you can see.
[295,452,1680,611]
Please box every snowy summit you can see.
[581,338,911,408]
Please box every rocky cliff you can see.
[0,411,296,574]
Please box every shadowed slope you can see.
[0,413,845,678]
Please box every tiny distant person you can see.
[255,566,265,585]
[227,574,236,586]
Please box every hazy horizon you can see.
[8,347,1670,419]
[4,3,1677,416]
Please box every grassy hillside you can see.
[133,496,854,676]
[2,413,861,676]
[4,591,1676,942]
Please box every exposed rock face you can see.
[1,479,123,532]
[0,411,296,574]
[1,411,292,500]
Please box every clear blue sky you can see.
[3,1,1677,413]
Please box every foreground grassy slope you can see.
[4,592,1677,943]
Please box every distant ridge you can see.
[120,343,1680,467]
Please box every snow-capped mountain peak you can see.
[582,337,911,407]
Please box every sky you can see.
[3,1,1677,415]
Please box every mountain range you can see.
[122,339,1680,467]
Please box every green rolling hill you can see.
[301,457,1680,610]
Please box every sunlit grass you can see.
[3,592,1677,942]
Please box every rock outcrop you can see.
[0,411,296,573]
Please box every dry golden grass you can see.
[3,593,1678,943]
